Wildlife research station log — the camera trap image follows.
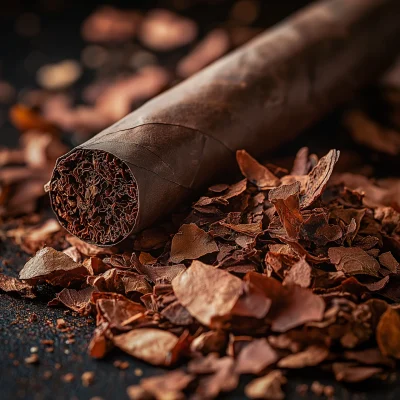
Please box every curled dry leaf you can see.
[328,247,380,277]
[379,251,399,273]
[245,272,325,332]
[0,274,36,299]
[344,348,395,367]
[376,307,400,359]
[235,338,279,374]
[245,370,287,400]
[300,149,340,209]
[236,150,280,189]
[282,257,312,288]
[172,261,242,326]
[113,328,179,366]
[19,247,90,286]
[66,235,116,257]
[132,370,194,400]
[269,182,303,239]
[62,246,83,264]
[170,223,218,263]
[277,345,329,368]
[332,362,382,382]
[135,262,186,284]
[49,286,95,314]
[190,330,228,355]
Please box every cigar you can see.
[49,0,400,246]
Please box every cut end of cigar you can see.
[49,149,138,246]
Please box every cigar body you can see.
[51,0,400,245]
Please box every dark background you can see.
[1,1,399,399]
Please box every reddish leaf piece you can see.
[328,247,380,277]
[170,223,218,263]
[245,370,287,400]
[0,273,36,299]
[49,287,95,314]
[172,261,269,327]
[113,328,179,366]
[97,296,147,331]
[129,370,194,400]
[219,221,262,237]
[300,149,340,209]
[291,147,310,176]
[236,150,280,189]
[268,182,303,239]
[245,272,325,332]
[190,330,228,355]
[87,269,151,297]
[19,247,90,286]
[66,235,116,257]
[332,363,382,382]
[277,345,329,368]
[379,251,399,273]
[376,307,400,359]
[235,338,279,374]
[344,348,395,367]
[172,261,240,326]
[188,355,239,399]
[135,263,186,284]
[282,257,312,288]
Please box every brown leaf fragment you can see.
[62,246,83,264]
[379,251,399,273]
[344,348,395,367]
[328,247,380,277]
[268,181,303,239]
[300,149,340,209]
[219,221,262,237]
[376,307,400,359]
[245,370,287,400]
[161,300,194,326]
[245,272,325,332]
[172,261,242,326]
[170,223,218,263]
[49,287,95,314]
[282,257,312,288]
[189,355,239,399]
[87,268,151,298]
[113,328,179,366]
[66,235,116,257]
[96,297,146,331]
[291,147,310,176]
[332,362,382,382]
[277,345,329,368]
[235,338,279,374]
[190,330,228,355]
[0,274,36,298]
[236,150,280,189]
[138,370,194,400]
[135,263,186,284]
[19,247,90,286]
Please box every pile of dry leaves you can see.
[2,143,400,399]
[1,3,400,399]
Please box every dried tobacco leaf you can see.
[282,257,312,288]
[332,362,382,382]
[66,235,116,257]
[379,251,399,273]
[277,345,329,368]
[328,247,380,277]
[135,263,186,284]
[376,307,400,359]
[19,247,90,286]
[245,272,325,332]
[137,370,194,400]
[113,328,179,366]
[236,150,280,189]
[300,149,340,209]
[190,330,228,355]
[344,348,395,367]
[63,246,83,264]
[234,338,279,374]
[170,223,218,263]
[49,286,95,314]
[245,370,287,400]
[0,273,36,298]
[268,182,303,239]
[188,355,238,399]
[172,261,242,326]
